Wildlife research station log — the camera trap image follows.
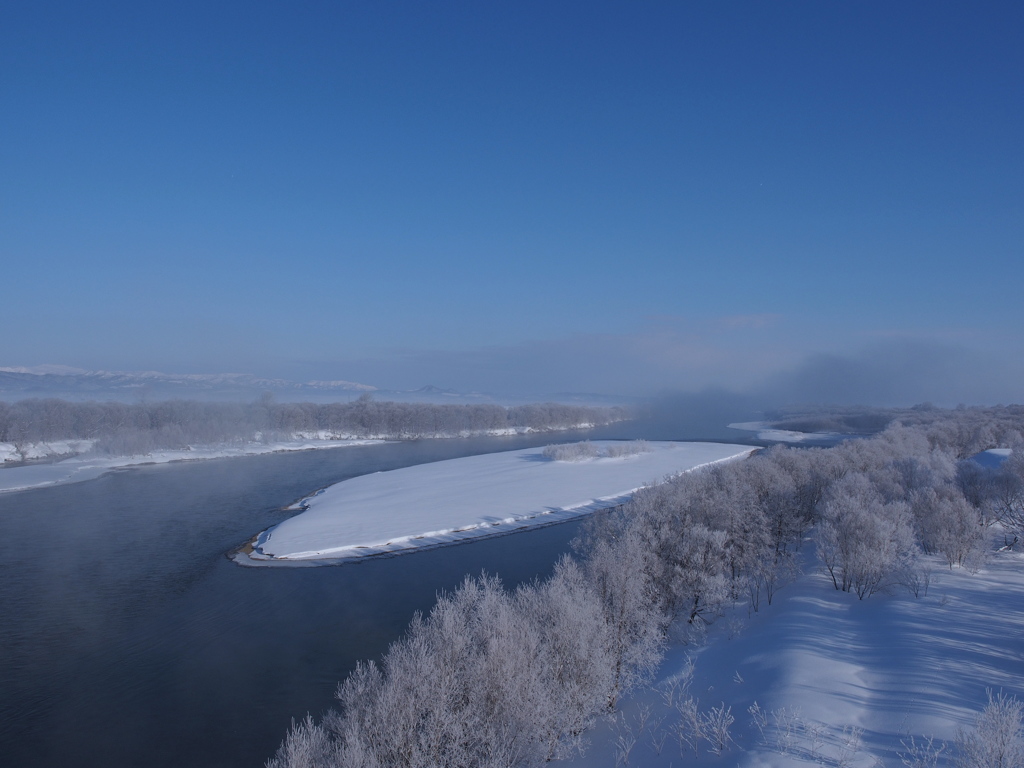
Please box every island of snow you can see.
[241,441,754,566]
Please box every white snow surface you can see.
[972,447,1013,469]
[728,421,846,444]
[0,438,384,494]
[247,441,753,564]
[562,541,1024,768]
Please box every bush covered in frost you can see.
[543,441,602,461]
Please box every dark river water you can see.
[0,419,759,767]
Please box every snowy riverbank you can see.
[241,441,754,566]
[0,437,386,494]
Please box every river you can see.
[0,419,758,767]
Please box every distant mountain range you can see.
[0,366,637,407]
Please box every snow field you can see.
[563,543,1024,768]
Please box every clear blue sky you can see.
[3,2,1022,401]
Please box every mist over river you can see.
[0,417,757,767]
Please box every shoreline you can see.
[0,438,387,494]
[229,502,618,568]
[232,497,635,568]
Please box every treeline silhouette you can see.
[0,397,627,457]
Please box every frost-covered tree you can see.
[958,459,996,513]
[517,557,615,758]
[912,487,985,568]
[579,512,665,705]
[329,574,554,768]
[817,473,919,598]
[266,715,337,768]
[743,452,801,550]
[989,451,1024,547]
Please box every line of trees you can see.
[541,440,650,461]
[267,405,1024,768]
[0,397,627,459]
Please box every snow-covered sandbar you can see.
[241,441,754,566]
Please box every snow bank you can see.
[0,438,384,494]
[244,441,753,565]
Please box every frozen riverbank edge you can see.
[236,442,755,567]
[0,436,391,494]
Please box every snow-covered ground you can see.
[563,542,1024,768]
[243,441,754,565]
[0,437,384,494]
[728,422,850,445]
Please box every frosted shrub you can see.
[673,696,702,757]
[837,725,864,768]
[900,734,947,768]
[770,706,804,755]
[613,713,639,766]
[956,691,1024,768]
[544,441,601,461]
[543,440,651,461]
[749,701,769,743]
[702,703,735,754]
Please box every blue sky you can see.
[3,2,1023,401]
